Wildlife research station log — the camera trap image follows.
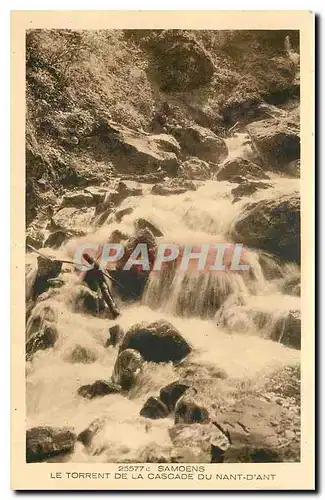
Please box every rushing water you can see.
[26,132,300,462]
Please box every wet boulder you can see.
[134,218,164,237]
[159,380,191,412]
[119,319,191,363]
[77,380,121,399]
[247,115,300,172]
[105,324,125,348]
[216,157,270,182]
[140,396,169,419]
[26,426,76,463]
[174,395,210,424]
[174,124,228,163]
[231,180,273,200]
[26,322,58,361]
[151,178,197,196]
[232,192,300,263]
[112,348,144,390]
[179,157,212,180]
[146,30,215,92]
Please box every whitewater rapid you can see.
[25,132,300,462]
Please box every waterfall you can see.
[25,131,300,463]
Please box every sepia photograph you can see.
[9,10,314,490]
[24,26,303,466]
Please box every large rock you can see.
[231,180,273,200]
[145,30,215,92]
[50,207,95,236]
[174,395,210,424]
[77,380,121,399]
[159,381,191,412]
[151,178,197,196]
[247,115,300,172]
[93,120,179,176]
[179,157,212,180]
[119,319,191,363]
[26,322,58,361]
[232,193,300,263]
[111,348,144,390]
[140,397,169,419]
[64,344,97,364]
[77,418,106,447]
[61,191,94,208]
[36,256,62,280]
[174,124,228,163]
[215,397,300,463]
[26,426,76,463]
[216,157,270,182]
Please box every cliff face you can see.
[26,29,299,225]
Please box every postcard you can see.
[11,10,314,490]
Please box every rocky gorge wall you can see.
[25,29,301,465]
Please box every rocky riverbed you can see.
[25,29,300,464]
